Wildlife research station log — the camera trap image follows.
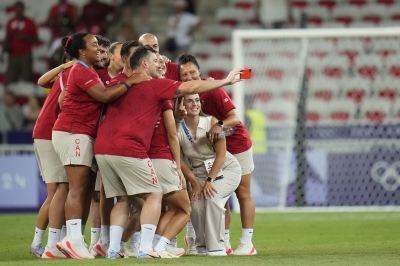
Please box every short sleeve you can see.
[75,67,101,91]
[151,79,182,101]
[162,100,173,112]
[212,88,236,115]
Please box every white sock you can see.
[109,225,124,252]
[170,235,177,247]
[186,220,195,236]
[81,224,86,235]
[152,234,161,248]
[66,223,71,237]
[68,219,82,240]
[154,236,170,253]
[60,225,67,240]
[139,224,157,253]
[241,228,253,244]
[224,229,231,246]
[101,225,110,244]
[32,227,45,246]
[48,228,61,249]
[120,241,127,249]
[90,228,101,245]
[130,231,141,247]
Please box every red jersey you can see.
[6,17,37,56]
[109,72,128,86]
[165,62,180,81]
[94,78,182,158]
[53,63,102,139]
[82,1,114,35]
[200,88,252,154]
[96,68,112,87]
[49,3,75,20]
[33,68,72,140]
[148,100,174,160]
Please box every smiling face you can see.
[183,94,201,117]
[156,53,166,77]
[179,62,201,82]
[96,44,109,68]
[80,34,101,65]
[146,52,162,79]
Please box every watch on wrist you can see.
[206,177,214,183]
[217,121,224,128]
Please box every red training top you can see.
[96,68,112,87]
[33,68,72,140]
[94,78,182,158]
[148,100,174,160]
[53,63,102,139]
[6,17,37,56]
[165,62,180,81]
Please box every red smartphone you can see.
[240,68,252,79]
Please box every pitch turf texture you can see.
[0,212,399,265]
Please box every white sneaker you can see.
[207,250,227,256]
[88,244,100,257]
[106,249,128,259]
[233,241,257,256]
[184,236,197,255]
[30,243,45,258]
[158,250,179,258]
[41,246,67,259]
[165,244,185,257]
[64,237,95,259]
[225,242,233,255]
[92,239,109,257]
[56,237,73,259]
[122,243,139,257]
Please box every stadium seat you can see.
[348,0,367,7]
[306,98,328,125]
[332,5,361,26]
[337,38,365,64]
[189,42,216,59]
[8,81,37,97]
[385,55,400,78]
[327,98,357,124]
[215,42,232,58]
[321,55,349,79]
[230,0,257,10]
[263,56,295,81]
[371,76,399,101]
[279,79,299,102]
[304,5,331,26]
[204,26,232,44]
[377,0,395,6]
[6,130,33,144]
[264,99,297,126]
[33,59,49,75]
[216,7,255,27]
[354,54,382,80]
[392,100,400,121]
[360,98,392,124]
[360,4,388,24]
[318,0,337,10]
[371,38,400,59]
[308,76,340,102]
[341,77,371,104]
[291,0,308,9]
[387,4,400,21]
[318,21,346,28]
[201,57,232,79]
[32,44,48,59]
[246,40,270,59]
[306,57,323,78]
[348,21,376,28]
[308,39,336,58]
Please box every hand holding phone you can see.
[240,68,252,79]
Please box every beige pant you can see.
[191,157,241,253]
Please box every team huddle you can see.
[29,32,257,259]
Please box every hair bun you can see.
[61,36,72,49]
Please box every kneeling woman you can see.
[177,94,241,256]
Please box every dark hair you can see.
[94,35,111,48]
[14,1,24,9]
[120,40,140,57]
[129,45,156,70]
[108,42,123,55]
[61,51,73,64]
[61,32,88,59]
[178,53,201,71]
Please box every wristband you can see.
[119,81,130,90]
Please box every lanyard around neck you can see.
[181,121,201,155]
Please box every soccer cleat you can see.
[92,239,109,257]
[184,236,197,255]
[122,243,139,257]
[137,250,161,259]
[106,249,128,259]
[165,244,185,257]
[42,246,67,259]
[158,250,179,258]
[30,243,45,258]
[233,241,257,256]
[64,237,95,259]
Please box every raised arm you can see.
[37,60,75,88]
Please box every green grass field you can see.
[0,212,399,265]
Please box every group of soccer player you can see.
[29,31,257,259]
